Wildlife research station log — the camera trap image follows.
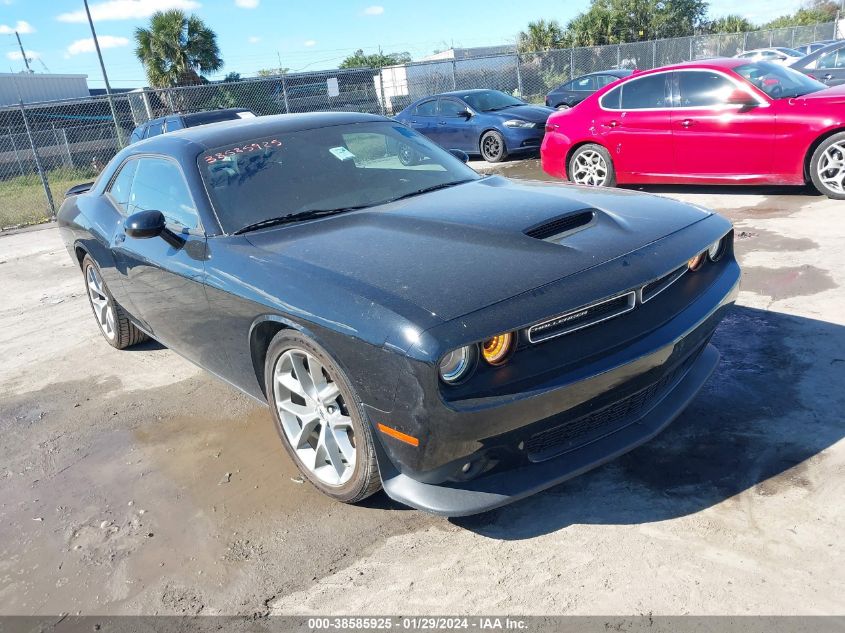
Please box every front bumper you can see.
[502,126,546,153]
[379,343,718,516]
[373,262,739,516]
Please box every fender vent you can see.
[524,210,595,240]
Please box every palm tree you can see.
[517,19,565,53]
[708,15,755,34]
[134,10,223,88]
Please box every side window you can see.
[414,100,437,116]
[595,75,617,88]
[145,120,164,138]
[601,85,622,109]
[107,159,139,213]
[128,158,199,229]
[619,74,668,109]
[573,76,595,91]
[836,51,845,69]
[559,80,575,91]
[165,116,184,132]
[677,71,737,107]
[816,50,838,69]
[438,99,466,117]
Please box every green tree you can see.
[561,0,710,46]
[339,49,411,69]
[517,19,566,53]
[257,67,290,77]
[762,0,839,29]
[707,14,756,33]
[134,9,223,88]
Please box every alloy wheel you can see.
[482,134,502,161]
[817,140,845,194]
[572,150,609,186]
[86,264,115,341]
[272,348,356,486]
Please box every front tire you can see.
[82,255,147,350]
[480,130,507,163]
[568,143,616,187]
[264,330,381,504]
[809,132,845,200]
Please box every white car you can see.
[734,47,805,65]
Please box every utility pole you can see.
[83,0,124,147]
[14,31,31,73]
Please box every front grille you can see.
[524,349,699,461]
[641,264,687,303]
[527,291,636,343]
[524,210,595,240]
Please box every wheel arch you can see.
[564,140,611,180]
[804,127,845,183]
[74,242,89,268]
[249,315,296,399]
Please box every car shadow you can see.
[450,305,845,539]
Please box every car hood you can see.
[488,104,554,122]
[794,83,845,104]
[245,177,710,323]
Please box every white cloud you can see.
[0,20,34,34]
[7,49,39,61]
[57,0,201,23]
[363,5,384,15]
[304,39,316,47]
[66,35,129,56]
[248,35,261,44]
[235,0,259,7]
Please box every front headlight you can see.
[503,120,536,128]
[438,346,477,384]
[707,236,726,261]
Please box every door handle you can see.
[823,74,833,81]
[410,119,418,124]
[680,119,694,128]
[606,120,619,128]
[114,232,126,245]
[438,121,447,125]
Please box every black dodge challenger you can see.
[58,112,740,516]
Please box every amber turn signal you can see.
[687,252,705,271]
[481,332,515,366]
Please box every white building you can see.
[0,73,89,107]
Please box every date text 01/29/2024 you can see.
[306,616,528,629]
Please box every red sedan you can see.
[541,59,845,199]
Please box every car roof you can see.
[794,39,845,64]
[182,108,252,125]
[127,112,389,155]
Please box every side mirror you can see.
[125,210,165,239]
[448,148,469,163]
[459,109,473,119]
[726,89,758,108]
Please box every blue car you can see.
[395,89,554,162]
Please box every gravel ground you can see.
[1,159,843,616]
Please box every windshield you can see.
[460,90,524,112]
[199,121,479,234]
[734,62,826,99]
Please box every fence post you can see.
[689,38,694,61]
[813,23,818,41]
[790,27,795,48]
[616,45,621,69]
[717,33,722,56]
[450,59,457,90]
[743,32,748,52]
[515,53,524,98]
[377,68,387,115]
[652,40,657,68]
[50,123,71,168]
[18,102,55,217]
[61,128,74,168]
[8,126,25,176]
[769,30,773,46]
[570,48,575,80]
[281,75,290,114]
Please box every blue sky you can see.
[0,0,806,88]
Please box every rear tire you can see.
[809,132,845,200]
[480,130,507,163]
[264,330,381,504]
[568,143,617,187]
[82,255,147,350]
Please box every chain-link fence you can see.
[0,20,839,228]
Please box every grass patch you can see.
[0,167,98,230]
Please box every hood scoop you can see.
[524,209,596,240]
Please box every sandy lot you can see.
[1,161,843,616]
